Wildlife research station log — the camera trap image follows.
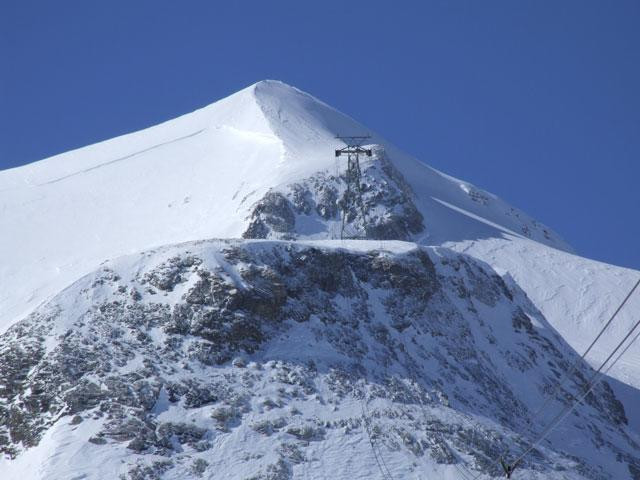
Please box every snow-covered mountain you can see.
[0,80,570,335]
[1,80,639,479]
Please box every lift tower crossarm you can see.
[335,147,372,157]
[335,134,373,158]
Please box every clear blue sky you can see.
[2,1,638,269]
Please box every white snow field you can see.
[1,80,639,479]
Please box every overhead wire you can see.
[360,379,395,480]
[510,309,640,468]
[398,339,474,480]
[528,278,640,425]
[480,277,640,478]
[407,360,480,477]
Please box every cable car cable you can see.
[528,278,639,425]
[509,311,640,469]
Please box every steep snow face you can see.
[1,240,638,480]
[448,238,640,394]
[251,81,571,251]
[0,80,569,335]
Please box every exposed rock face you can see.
[243,192,297,239]
[0,240,637,479]
[243,148,425,240]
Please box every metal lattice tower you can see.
[335,135,372,239]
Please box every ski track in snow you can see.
[38,128,207,186]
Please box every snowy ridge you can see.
[450,238,640,393]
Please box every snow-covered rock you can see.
[1,240,637,479]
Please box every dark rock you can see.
[243,191,296,239]
[88,435,107,445]
[241,152,424,241]
[70,415,84,425]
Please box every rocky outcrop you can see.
[243,148,424,240]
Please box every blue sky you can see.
[2,1,639,269]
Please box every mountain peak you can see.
[251,78,300,93]
[249,79,321,104]
[189,79,350,150]
[0,80,571,336]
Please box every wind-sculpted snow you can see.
[1,240,638,479]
